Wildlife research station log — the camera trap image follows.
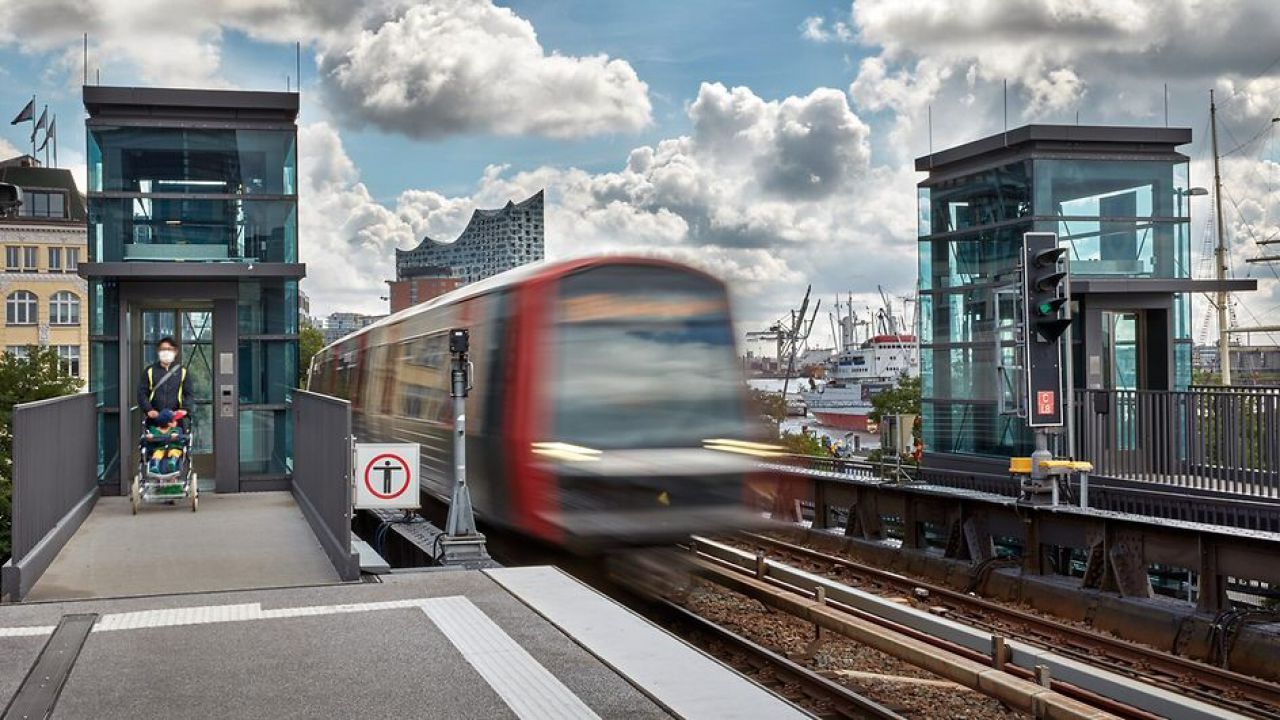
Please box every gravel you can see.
[683,580,1026,719]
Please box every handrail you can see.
[1,393,99,601]
[1074,386,1279,497]
[290,390,359,581]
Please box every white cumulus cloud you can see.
[0,0,652,139]
[318,0,652,138]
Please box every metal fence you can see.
[1,393,99,601]
[291,390,359,581]
[1075,386,1280,496]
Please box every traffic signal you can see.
[1021,232,1071,427]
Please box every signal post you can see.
[1014,233,1092,504]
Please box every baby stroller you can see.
[130,410,198,514]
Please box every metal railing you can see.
[1075,386,1280,496]
[291,390,359,581]
[1,393,99,601]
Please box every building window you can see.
[66,247,80,270]
[56,345,80,376]
[4,247,19,272]
[49,291,80,325]
[17,191,67,219]
[6,345,30,359]
[48,247,62,271]
[23,247,37,270]
[6,290,37,325]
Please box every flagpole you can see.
[30,95,35,160]
[53,116,57,167]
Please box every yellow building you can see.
[0,155,88,385]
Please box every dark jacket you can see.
[138,361,194,415]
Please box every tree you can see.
[780,430,828,456]
[298,316,325,388]
[868,373,922,426]
[0,347,82,560]
[748,388,786,425]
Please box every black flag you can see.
[10,99,33,125]
[38,116,55,152]
[31,106,47,143]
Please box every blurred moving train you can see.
[309,257,766,550]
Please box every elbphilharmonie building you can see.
[395,190,544,284]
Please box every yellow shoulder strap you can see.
[147,367,155,402]
[178,368,187,405]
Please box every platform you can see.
[0,567,808,719]
[26,492,340,602]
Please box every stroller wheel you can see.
[130,476,140,515]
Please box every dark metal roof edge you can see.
[83,85,299,114]
[1074,277,1257,294]
[78,262,305,279]
[916,124,1193,171]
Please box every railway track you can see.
[724,530,1280,720]
[645,598,904,720]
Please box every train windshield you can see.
[553,265,747,448]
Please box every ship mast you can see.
[1210,89,1232,385]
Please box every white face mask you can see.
[158,349,176,364]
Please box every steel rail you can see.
[685,549,1131,720]
[738,530,1280,719]
[645,598,903,720]
[691,535,1251,720]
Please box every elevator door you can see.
[138,309,215,483]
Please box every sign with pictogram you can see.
[353,443,420,509]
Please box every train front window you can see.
[553,265,746,448]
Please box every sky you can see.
[1,0,1278,347]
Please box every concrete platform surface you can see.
[0,570,728,719]
[27,492,340,602]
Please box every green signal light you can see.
[1038,302,1055,315]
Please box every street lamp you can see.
[1176,186,1208,218]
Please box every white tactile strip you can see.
[421,596,600,720]
[0,596,599,720]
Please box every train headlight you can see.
[702,438,787,458]
[531,441,602,462]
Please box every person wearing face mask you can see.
[138,336,194,425]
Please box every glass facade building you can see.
[916,126,1197,460]
[82,86,302,493]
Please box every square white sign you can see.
[353,443,421,509]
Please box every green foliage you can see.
[748,388,786,424]
[868,373,922,425]
[298,316,326,388]
[0,347,83,560]
[780,430,827,457]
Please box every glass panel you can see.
[240,408,291,475]
[1034,159,1184,218]
[90,280,119,336]
[179,311,214,454]
[141,310,177,344]
[238,339,296,404]
[89,198,297,263]
[922,223,1028,291]
[97,411,119,484]
[88,127,297,195]
[90,339,119,407]
[239,280,299,334]
[923,161,1031,235]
